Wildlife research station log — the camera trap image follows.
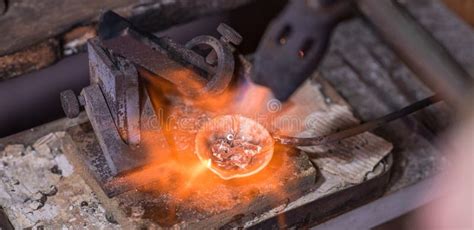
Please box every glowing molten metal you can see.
[195,115,274,179]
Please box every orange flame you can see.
[121,69,298,223]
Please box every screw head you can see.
[217,23,243,46]
[60,90,81,118]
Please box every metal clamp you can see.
[99,11,240,98]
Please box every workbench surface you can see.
[1,0,473,228]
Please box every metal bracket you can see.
[99,11,237,98]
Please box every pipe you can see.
[0,53,89,137]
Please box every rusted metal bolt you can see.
[206,23,242,65]
[60,90,81,118]
[0,0,7,16]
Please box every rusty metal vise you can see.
[60,11,243,197]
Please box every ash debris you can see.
[0,132,118,229]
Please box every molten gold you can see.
[195,115,274,180]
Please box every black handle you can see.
[252,0,353,101]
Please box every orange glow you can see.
[124,137,296,220]
[120,69,299,221]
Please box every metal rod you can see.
[274,95,441,146]
[357,0,473,111]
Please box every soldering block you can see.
[64,124,317,229]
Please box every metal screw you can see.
[60,90,81,118]
[217,23,243,46]
[206,23,242,65]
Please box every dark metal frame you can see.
[60,11,241,197]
